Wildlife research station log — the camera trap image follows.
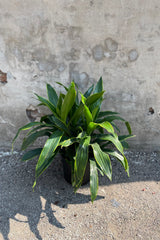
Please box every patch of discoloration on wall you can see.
[104,38,118,60]
[105,38,118,52]
[26,104,41,122]
[69,62,78,81]
[0,70,7,83]
[37,55,57,72]
[79,72,89,89]
[54,23,68,34]
[70,71,80,85]
[90,0,94,6]
[147,47,154,52]
[64,48,80,61]
[121,61,128,68]
[55,24,82,41]
[92,38,118,61]
[148,107,154,115]
[69,63,92,90]
[128,49,139,62]
[31,48,48,62]
[92,45,104,61]
[57,63,66,73]
[68,26,82,40]
[31,48,57,72]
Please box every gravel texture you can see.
[0,150,160,240]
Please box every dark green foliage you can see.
[13,78,135,202]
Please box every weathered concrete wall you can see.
[0,0,160,150]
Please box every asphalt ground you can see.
[0,150,160,240]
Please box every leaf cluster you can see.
[12,77,135,202]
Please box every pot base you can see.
[61,158,90,185]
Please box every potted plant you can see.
[12,77,134,202]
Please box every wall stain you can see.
[148,107,154,115]
[0,70,7,84]
[64,48,80,61]
[105,38,118,52]
[90,0,94,6]
[57,63,66,72]
[26,104,41,122]
[55,24,82,40]
[68,26,82,40]
[147,47,154,52]
[92,45,104,61]
[128,49,139,62]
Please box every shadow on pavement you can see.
[0,152,104,240]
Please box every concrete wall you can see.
[0,0,160,150]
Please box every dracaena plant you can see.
[12,77,134,202]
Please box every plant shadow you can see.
[0,152,103,240]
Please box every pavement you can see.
[0,149,160,240]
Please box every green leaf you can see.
[125,121,132,135]
[86,91,105,106]
[121,141,129,149]
[123,155,129,176]
[56,81,68,91]
[74,136,91,190]
[51,115,70,135]
[90,160,98,203]
[87,122,98,135]
[98,121,115,134]
[56,93,64,116]
[97,115,125,123]
[102,148,129,175]
[93,77,103,93]
[92,132,108,139]
[35,94,57,115]
[118,135,135,142]
[103,149,124,161]
[98,111,119,118]
[87,121,115,136]
[75,91,79,105]
[69,103,84,125]
[77,131,86,139]
[84,84,94,98]
[100,133,124,154]
[60,137,77,148]
[35,130,63,179]
[61,82,76,122]
[91,143,112,181]
[99,132,129,175]
[47,83,58,107]
[73,81,79,90]
[12,122,43,150]
[84,105,93,126]
[92,106,99,121]
[21,148,42,161]
[79,91,86,104]
[96,163,104,176]
[91,77,103,111]
[21,129,51,150]
[33,149,59,189]
[27,124,49,136]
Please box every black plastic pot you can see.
[61,157,90,185]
